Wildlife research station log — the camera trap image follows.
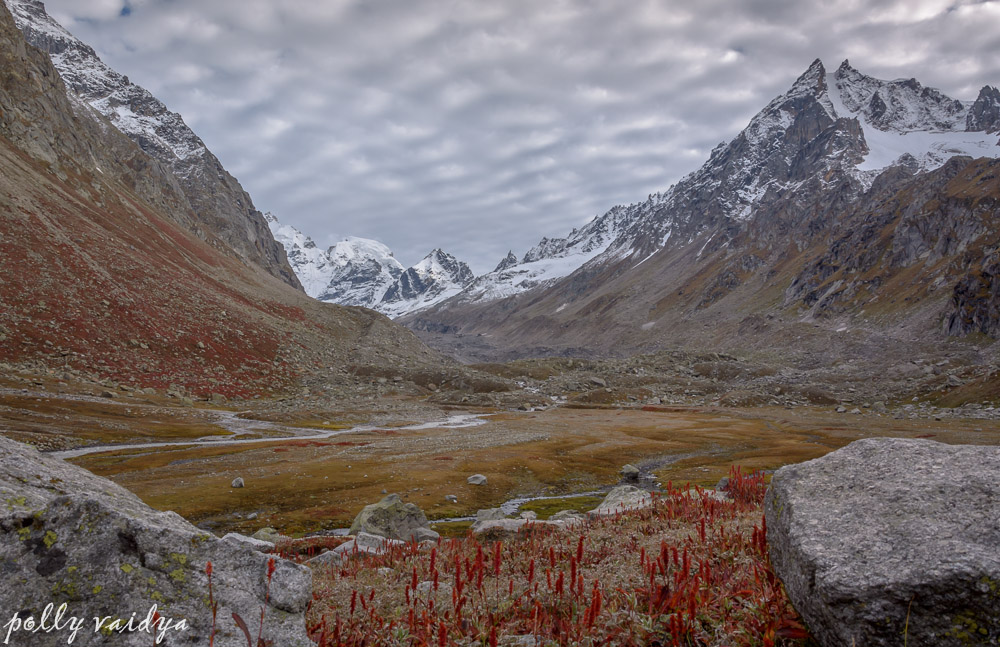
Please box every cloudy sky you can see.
[41,0,1000,273]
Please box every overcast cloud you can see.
[40,0,1000,273]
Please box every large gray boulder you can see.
[348,494,439,542]
[765,438,1000,647]
[0,435,313,646]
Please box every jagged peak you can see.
[786,58,828,99]
[494,250,518,273]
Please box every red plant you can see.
[303,467,808,647]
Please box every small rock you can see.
[252,527,285,543]
[519,511,537,520]
[549,510,586,523]
[620,464,640,481]
[467,474,487,485]
[231,477,245,488]
[590,485,652,516]
[476,508,506,521]
[444,495,457,503]
[589,376,607,387]
[99,390,116,399]
[836,405,847,413]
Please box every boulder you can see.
[467,474,487,485]
[475,508,506,522]
[620,464,640,481]
[765,438,1000,647]
[472,517,580,539]
[231,477,245,488]
[0,436,313,647]
[589,485,652,516]
[549,510,586,523]
[348,494,439,542]
[251,527,286,544]
[221,532,275,552]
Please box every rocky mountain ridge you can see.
[265,213,474,317]
[4,0,301,289]
[397,60,1000,365]
[280,59,1000,334]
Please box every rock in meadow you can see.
[251,527,286,544]
[231,476,245,488]
[0,436,313,647]
[475,508,506,522]
[589,485,652,516]
[765,438,1000,647]
[620,464,640,481]
[467,474,487,485]
[348,494,439,542]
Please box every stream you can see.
[50,412,489,460]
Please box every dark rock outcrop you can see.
[765,438,1000,647]
[968,85,1000,134]
[0,435,314,646]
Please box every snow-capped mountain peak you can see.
[378,249,474,318]
[265,213,403,307]
[832,60,966,133]
[264,214,475,317]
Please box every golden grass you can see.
[61,405,1000,537]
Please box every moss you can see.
[92,585,102,594]
[43,530,57,548]
[517,495,606,519]
[17,527,30,541]
[120,563,133,574]
[169,552,188,565]
[169,568,185,582]
[944,610,993,645]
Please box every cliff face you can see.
[4,0,302,289]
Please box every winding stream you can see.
[51,412,489,460]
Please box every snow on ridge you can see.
[4,0,208,164]
[826,67,1000,177]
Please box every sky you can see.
[40,0,1000,274]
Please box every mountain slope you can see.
[401,60,1000,361]
[0,1,441,397]
[4,0,301,289]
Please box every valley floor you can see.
[2,368,997,537]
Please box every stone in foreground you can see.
[765,438,1000,647]
[0,436,313,647]
[348,494,440,542]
